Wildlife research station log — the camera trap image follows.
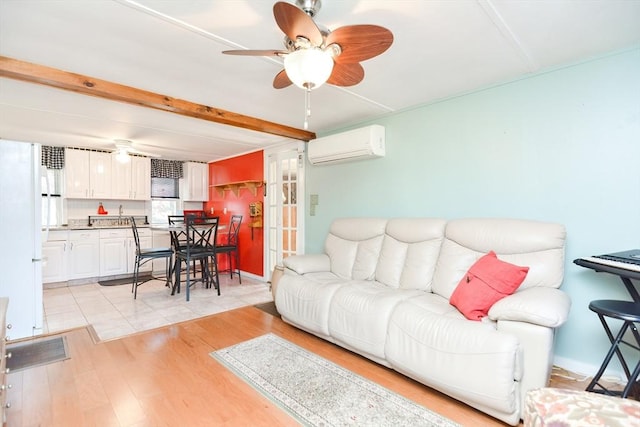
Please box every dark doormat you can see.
[7,336,69,372]
[254,301,280,318]
[98,275,152,286]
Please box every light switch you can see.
[310,194,319,205]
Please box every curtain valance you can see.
[41,146,65,169]
[151,159,184,179]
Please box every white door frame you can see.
[263,141,306,278]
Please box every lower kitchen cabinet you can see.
[100,228,154,277]
[128,228,153,274]
[0,298,10,424]
[42,227,156,282]
[151,230,172,273]
[99,229,128,276]
[68,230,100,279]
[42,231,68,283]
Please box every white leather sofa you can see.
[274,218,571,425]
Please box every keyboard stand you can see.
[574,258,640,303]
[575,257,640,399]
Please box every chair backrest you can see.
[185,216,219,254]
[226,215,243,246]
[168,215,187,250]
[130,216,141,253]
[168,215,185,225]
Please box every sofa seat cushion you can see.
[275,274,345,338]
[386,294,520,415]
[327,281,423,363]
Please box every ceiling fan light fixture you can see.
[115,148,130,163]
[284,48,334,90]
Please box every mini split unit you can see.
[307,124,385,165]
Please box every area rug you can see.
[211,333,459,426]
[253,301,280,318]
[6,336,69,372]
[98,275,152,286]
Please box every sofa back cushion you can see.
[325,218,388,280]
[432,218,566,300]
[375,218,446,290]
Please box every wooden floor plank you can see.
[5,306,586,426]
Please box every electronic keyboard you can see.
[580,253,640,273]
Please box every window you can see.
[41,168,62,227]
[150,177,181,224]
[151,177,180,199]
[151,200,180,225]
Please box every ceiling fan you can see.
[112,139,159,162]
[222,0,393,128]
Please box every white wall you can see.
[304,48,640,376]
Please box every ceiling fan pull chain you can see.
[304,87,311,130]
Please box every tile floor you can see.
[43,274,273,341]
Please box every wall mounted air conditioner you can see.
[307,124,385,165]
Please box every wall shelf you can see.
[211,180,264,197]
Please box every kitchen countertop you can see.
[46,224,152,231]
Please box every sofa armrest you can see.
[488,287,571,328]
[283,254,331,275]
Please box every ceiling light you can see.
[284,48,333,90]
[283,48,334,129]
[115,148,130,164]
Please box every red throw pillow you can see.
[450,251,529,321]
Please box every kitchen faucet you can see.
[119,205,123,224]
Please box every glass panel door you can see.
[265,144,305,276]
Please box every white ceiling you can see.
[1,0,639,162]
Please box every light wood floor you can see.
[6,306,587,427]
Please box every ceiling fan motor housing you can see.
[295,0,321,17]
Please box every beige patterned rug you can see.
[211,333,459,427]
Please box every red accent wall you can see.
[205,151,264,277]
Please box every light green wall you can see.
[304,48,640,373]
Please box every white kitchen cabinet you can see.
[111,155,132,200]
[152,230,172,273]
[99,229,128,276]
[127,227,153,274]
[183,162,209,201]
[64,148,112,199]
[0,298,10,423]
[64,149,91,198]
[131,156,151,200]
[42,230,68,283]
[99,228,154,276]
[112,155,150,200]
[68,230,100,279]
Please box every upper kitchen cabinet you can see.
[131,156,151,200]
[183,162,209,201]
[65,148,112,199]
[112,155,150,200]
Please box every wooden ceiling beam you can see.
[0,55,316,141]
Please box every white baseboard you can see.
[222,269,267,283]
[553,355,624,383]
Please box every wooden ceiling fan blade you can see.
[222,49,287,56]
[273,2,323,47]
[273,69,293,89]
[327,62,364,87]
[326,25,393,63]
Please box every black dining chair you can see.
[216,214,243,284]
[130,216,173,299]
[171,216,220,301]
